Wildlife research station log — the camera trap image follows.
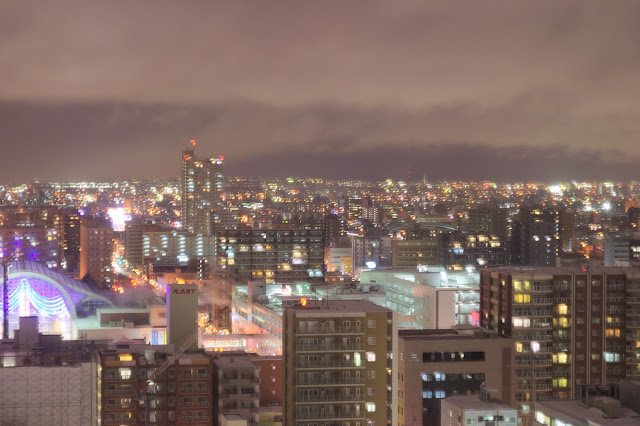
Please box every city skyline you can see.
[1,1,640,181]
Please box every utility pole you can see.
[2,262,9,339]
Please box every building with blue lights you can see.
[0,261,114,339]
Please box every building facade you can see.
[79,217,114,285]
[480,267,640,422]
[216,227,325,285]
[283,300,398,425]
[181,148,224,235]
[399,328,513,426]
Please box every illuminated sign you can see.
[172,288,196,295]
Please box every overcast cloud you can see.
[1,1,639,182]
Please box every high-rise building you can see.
[181,146,224,235]
[61,207,81,271]
[468,206,508,236]
[480,267,640,421]
[391,238,442,268]
[510,208,560,267]
[283,299,398,425]
[216,226,325,285]
[352,235,392,271]
[79,217,114,285]
[443,233,507,269]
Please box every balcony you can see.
[517,334,553,341]
[297,326,364,335]
[179,387,208,394]
[297,377,365,386]
[296,343,365,352]
[296,411,365,420]
[296,394,365,403]
[105,388,135,395]
[532,384,552,391]
[179,373,208,380]
[105,403,134,410]
[531,298,553,305]
[179,401,209,408]
[105,418,136,425]
[296,360,365,369]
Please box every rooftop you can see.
[214,355,258,369]
[399,327,506,340]
[535,400,640,425]
[485,266,640,277]
[288,299,391,313]
[443,395,516,411]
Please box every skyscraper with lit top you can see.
[181,140,224,236]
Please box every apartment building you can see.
[216,227,324,284]
[97,341,213,425]
[213,355,261,424]
[480,267,640,422]
[283,300,398,425]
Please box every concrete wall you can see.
[0,361,97,425]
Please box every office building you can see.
[468,206,508,236]
[605,239,632,266]
[79,216,115,285]
[352,235,392,271]
[392,238,442,268]
[443,233,507,270]
[216,226,324,285]
[283,299,398,425]
[480,267,640,420]
[399,328,513,426]
[181,146,224,235]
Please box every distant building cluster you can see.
[2,146,640,424]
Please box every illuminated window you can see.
[553,378,568,388]
[118,354,133,362]
[557,304,568,315]
[365,402,376,412]
[513,294,531,304]
[606,328,621,338]
[119,368,132,380]
[604,352,621,362]
[366,352,376,362]
[516,343,523,353]
[553,353,569,364]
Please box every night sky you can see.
[1,1,640,182]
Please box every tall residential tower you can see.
[181,142,224,235]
